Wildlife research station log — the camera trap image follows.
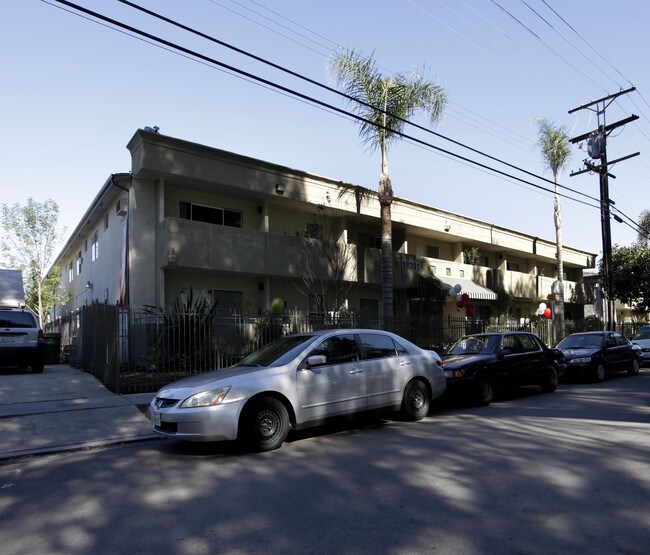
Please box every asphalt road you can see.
[1,372,649,554]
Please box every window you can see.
[359,298,379,319]
[479,255,489,267]
[180,201,242,228]
[506,261,520,272]
[360,333,404,359]
[426,245,439,258]
[310,334,359,365]
[68,261,73,283]
[210,289,243,313]
[519,334,541,353]
[91,230,99,261]
[304,223,323,238]
[76,251,82,275]
[104,213,109,230]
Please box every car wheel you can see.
[401,379,431,421]
[628,358,640,376]
[31,360,44,373]
[593,362,606,383]
[475,379,494,406]
[540,366,558,393]
[240,397,289,452]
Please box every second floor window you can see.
[180,201,242,228]
[68,261,73,283]
[76,251,82,275]
[507,261,520,272]
[91,231,99,261]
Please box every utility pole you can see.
[568,87,639,331]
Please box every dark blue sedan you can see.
[556,331,641,382]
[441,331,563,406]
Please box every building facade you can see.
[51,129,596,325]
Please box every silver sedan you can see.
[149,329,446,451]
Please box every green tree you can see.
[0,198,66,327]
[638,209,650,246]
[606,243,650,313]
[329,49,447,330]
[536,118,572,340]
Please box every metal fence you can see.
[46,303,644,394]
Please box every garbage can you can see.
[43,333,62,365]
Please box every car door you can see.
[496,334,524,386]
[603,332,625,371]
[358,332,409,410]
[296,333,367,425]
[613,333,634,371]
[515,333,547,384]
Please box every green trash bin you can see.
[43,333,62,365]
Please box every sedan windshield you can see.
[233,334,316,367]
[557,334,602,349]
[634,329,650,340]
[447,335,498,355]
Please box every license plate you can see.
[0,336,15,343]
[151,409,161,427]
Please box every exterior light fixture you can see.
[85,281,93,289]
[168,248,177,267]
[275,183,286,195]
[444,223,451,232]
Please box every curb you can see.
[0,434,162,465]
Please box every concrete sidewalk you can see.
[0,364,160,462]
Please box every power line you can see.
[45,0,627,220]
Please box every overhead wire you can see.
[45,0,641,233]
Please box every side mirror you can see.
[306,355,327,367]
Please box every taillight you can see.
[436,359,443,367]
[38,329,44,340]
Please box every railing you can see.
[46,304,645,394]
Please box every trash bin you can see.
[43,333,62,365]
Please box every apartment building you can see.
[51,128,596,324]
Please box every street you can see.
[1,372,649,554]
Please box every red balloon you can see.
[456,300,465,309]
[461,293,470,302]
[466,307,475,317]
[543,307,551,318]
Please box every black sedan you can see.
[555,331,641,382]
[441,332,563,406]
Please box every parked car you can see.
[441,331,562,405]
[632,325,650,367]
[556,331,641,382]
[149,329,446,451]
[0,307,45,373]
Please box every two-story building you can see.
[51,128,596,326]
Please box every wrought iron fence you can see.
[46,304,644,394]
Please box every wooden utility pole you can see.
[569,87,639,330]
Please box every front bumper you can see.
[149,398,242,442]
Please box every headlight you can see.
[569,357,592,364]
[181,386,231,408]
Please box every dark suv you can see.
[441,331,563,405]
[0,308,45,373]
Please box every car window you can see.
[310,334,359,365]
[605,333,617,348]
[614,334,630,347]
[634,328,650,340]
[359,333,399,360]
[501,335,522,353]
[519,334,541,353]
[0,311,38,328]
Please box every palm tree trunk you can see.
[379,154,394,331]
[554,185,565,340]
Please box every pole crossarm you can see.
[569,115,639,144]
[568,87,636,114]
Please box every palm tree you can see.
[536,118,572,341]
[329,49,447,329]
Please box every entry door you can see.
[297,334,367,425]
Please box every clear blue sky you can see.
[2,0,649,261]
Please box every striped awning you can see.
[437,277,498,301]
